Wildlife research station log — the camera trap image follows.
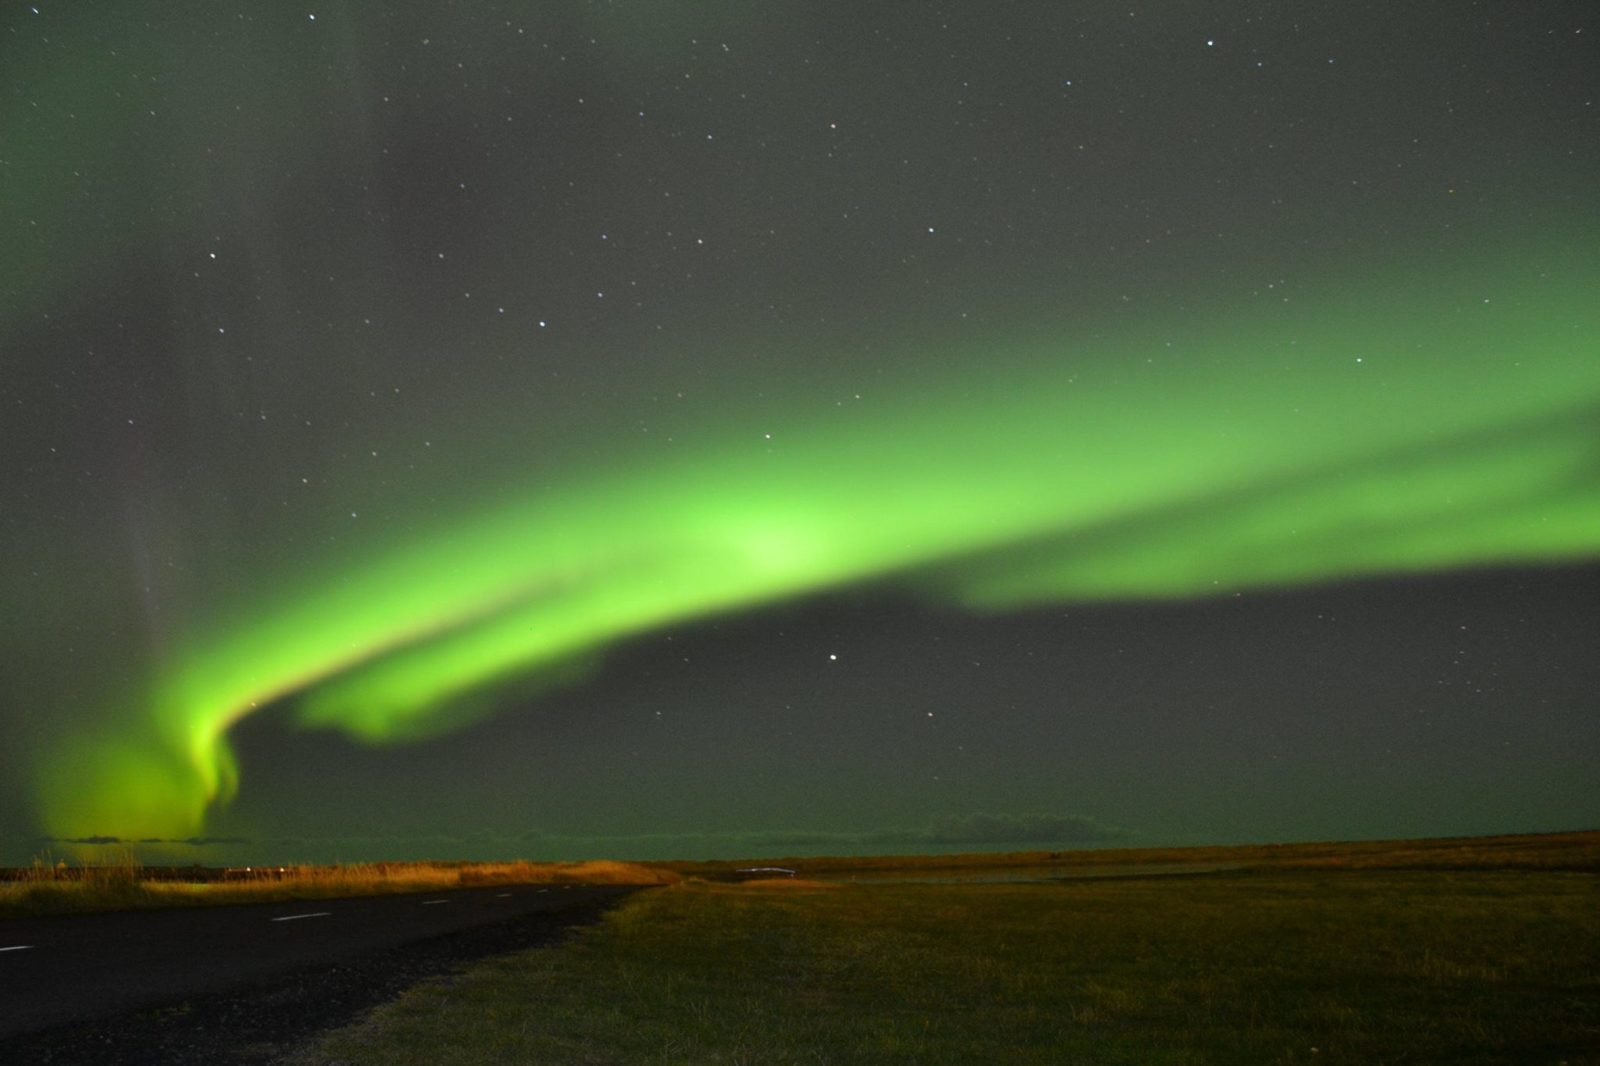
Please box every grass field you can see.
[661,828,1600,879]
[285,838,1600,1065]
[0,856,675,918]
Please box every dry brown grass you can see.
[0,856,677,917]
[6,830,1591,919]
[663,828,1600,881]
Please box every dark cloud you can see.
[529,813,1133,859]
[881,813,1129,847]
[46,835,251,848]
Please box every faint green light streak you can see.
[34,238,1600,838]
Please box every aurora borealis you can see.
[3,3,1596,861]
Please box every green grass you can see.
[288,868,1600,1065]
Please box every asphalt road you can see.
[0,883,636,1041]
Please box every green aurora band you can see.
[35,239,1600,839]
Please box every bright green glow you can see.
[35,240,1600,838]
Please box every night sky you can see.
[3,3,1596,865]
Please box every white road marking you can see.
[270,912,332,922]
[536,888,549,893]
[0,945,34,952]
[420,899,449,905]
[494,892,512,898]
